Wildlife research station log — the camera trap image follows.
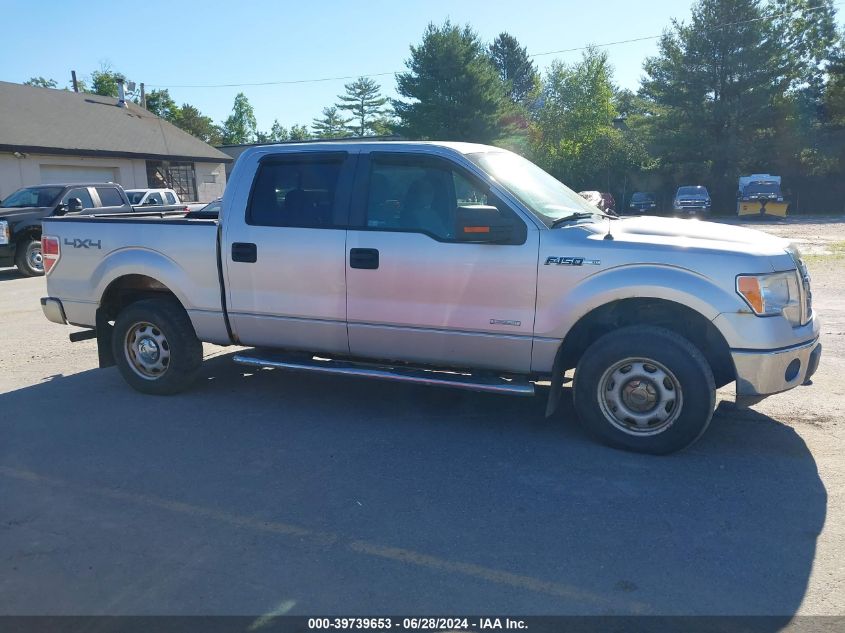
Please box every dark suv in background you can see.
[628,191,658,214]
[0,183,132,276]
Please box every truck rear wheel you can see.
[572,325,715,454]
[112,298,202,395]
[15,238,44,277]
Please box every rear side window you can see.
[96,187,124,207]
[248,157,344,228]
[164,192,177,204]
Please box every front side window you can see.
[126,191,145,204]
[62,187,94,210]
[96,187,124,207]
[366,157,514,241]
[248,158,344,228]
[0,186,63,208]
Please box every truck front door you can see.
[345,152,539,372]
[223,151,355,355]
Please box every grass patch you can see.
[803,240,845,265]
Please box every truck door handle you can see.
[350,248,379,269]
[232,242,257,263]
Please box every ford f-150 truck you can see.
[39,142,821,454]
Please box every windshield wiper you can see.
[550,211,613,228]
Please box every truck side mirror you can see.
[455,205,519,244]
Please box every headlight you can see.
[0,220,9,245]
[737,271,802,324]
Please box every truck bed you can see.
[41,214,227,343]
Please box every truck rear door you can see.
[222,151,355,355]
[345,152,539,373]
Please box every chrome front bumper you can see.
[732,338,821,406]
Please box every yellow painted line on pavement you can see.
[0,465,648,612]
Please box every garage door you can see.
[40,165,118,184]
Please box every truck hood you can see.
[584,215,791,258]
[0,206,52,223]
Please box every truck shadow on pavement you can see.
[0,351,827,618]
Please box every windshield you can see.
[467,151,601,225]
[0,186,64,208]
[746,182,780,195]
[126,191,146,204]
[632,192,654,202]
[677,186,707,196]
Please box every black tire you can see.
[112,298,203,395]
[572,325,715,455]
[15,238,44,277]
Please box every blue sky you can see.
[2,0,842,132]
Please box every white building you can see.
[0,81,231,202]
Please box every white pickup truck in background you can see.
[125,188,206,213]
[39,141,821,454]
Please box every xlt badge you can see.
[545,256,600,266]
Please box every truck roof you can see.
[237,140,498,160]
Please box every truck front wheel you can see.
[15,238,44,277]
[572,325,715,454]
[112,298,202,395]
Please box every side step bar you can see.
[233,352,535,397]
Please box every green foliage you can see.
[221,92,258,144]
[337,76,388,136]
[24,77,57,89]
[90,67,128,98]
[394,20,508,142]
[145,89,178,122]
[530,49,649,191]
[269,120,290,142]
[312,107,351,138]
[175,104,221,145]
[289,124,312,141]
[489,33,539,105]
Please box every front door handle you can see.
[232,242,257,263]
[350,248,379,269]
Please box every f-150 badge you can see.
[544,256,600,266]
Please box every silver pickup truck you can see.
[40,142,821,454]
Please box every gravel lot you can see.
[0,216,843,618]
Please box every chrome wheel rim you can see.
[27,242,43,273]
[597,357,682,436]
[124,322,170,380]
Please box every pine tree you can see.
[394,20,508,142]
[311,107,352,138]
[489,33,538,105]
[337,77,388,136]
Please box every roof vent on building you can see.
[117,79,127,108]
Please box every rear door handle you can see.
[350,248,379,269]
[232,242,257,263]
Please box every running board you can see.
[232,352,535,397]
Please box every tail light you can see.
[41,235,60,274]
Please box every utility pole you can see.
[140,82,146,109]
[71,70,79,93]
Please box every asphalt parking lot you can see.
[1,216,843,618]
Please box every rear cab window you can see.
[247,152,352,228]
[96,187,125,207]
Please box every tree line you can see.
[24,0,845,212]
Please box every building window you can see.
[146,161,197,201]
